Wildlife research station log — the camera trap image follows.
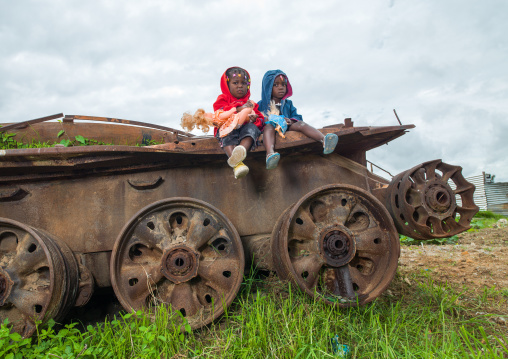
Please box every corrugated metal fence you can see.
[485,181,508,216]
[451,173,508,216]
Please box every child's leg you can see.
[287,121,324,142]
[225,136,253,167]
[229,123,260,179]
[227,144,247,167]
[236,123,261,154]
[239,136,253,151]
[263,123,281,169]
[220,131,247,166]
[288,121,338,154]
[224,143,248,179]
[221,130,251,161]
[223,145,234,157]
[263,124,277,155]
[223,124,256,168]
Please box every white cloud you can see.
[1,0,507,181]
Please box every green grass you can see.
[0,130,162,149]
[400,211,508,246]
[1,273,507,359]
[0,130,112,149]
[474,211,506,220]
[469,211,507,230]
[2,130,507,358]
[0,131,53,149]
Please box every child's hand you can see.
[249,114,257,123]
[285,117,292,125]
[236,101,254,112]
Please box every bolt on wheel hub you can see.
[319,226,356,267]
[160,245,199,283]
[0,268,14,306]
[425,183,453,214]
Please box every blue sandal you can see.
[323,133,339,155]
[266,152,281,170]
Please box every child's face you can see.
[228,75,249,98]
[271,76,287,101]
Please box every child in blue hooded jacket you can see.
[258,70,338,169]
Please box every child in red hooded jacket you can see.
[213,67,264,179]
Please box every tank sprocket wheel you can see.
[386,159,479,240]
[0,218,79,338]
[271,185,399,306]
[111,198,244,330]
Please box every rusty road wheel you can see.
[0,218,79,337]
[386,160,479,240]
[111,198,244,329]
[271,185,399,306]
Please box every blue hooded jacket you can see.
[258,70,303,122]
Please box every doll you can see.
[264,100,288,138]
[181,104,255,138]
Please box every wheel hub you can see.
[0,268,14,306]
[160,245,199,284]
[319,226,356,267]
[424,182,455,217]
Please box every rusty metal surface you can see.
[0,117,477,335]
[271,185,400,306]
[66,115,195,137]
[384,160,479,240]
[0,113,194,139]
[0,122,414,183]
[0,113,64,132]
[1,122,181,148]
[0,153,374,254]
[74,262,94,307]
[81,252,112,288]
[242,234,273,270]
[0,218,78,337]
[110,198,244,329]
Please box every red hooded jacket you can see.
[212,68,264,136]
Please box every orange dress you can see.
[212,109,252,138]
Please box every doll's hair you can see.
[267,100,280,116]
[181,109,212,133]
[226,67,250,82]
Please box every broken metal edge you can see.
[0,123,415,158]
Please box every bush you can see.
[474,211,506,220]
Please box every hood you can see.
[258,69,293,113]
[213,66,251,111]
[212,67,265,135]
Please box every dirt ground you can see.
[395,226,508,325]
[67,227,508,333]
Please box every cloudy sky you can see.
[1,0,507,181]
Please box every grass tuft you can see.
[0,130,163,149]
[1,272,506,358]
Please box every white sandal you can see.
[227,145,247,168]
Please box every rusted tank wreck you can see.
[0,114,479,337]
